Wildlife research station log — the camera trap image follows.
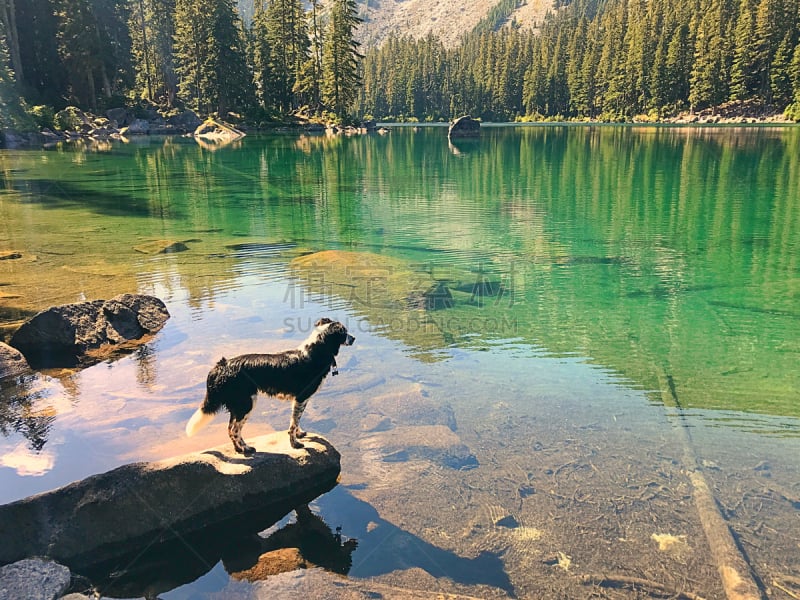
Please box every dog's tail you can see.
[185,401,215,437]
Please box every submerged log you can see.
[0,433,340,571]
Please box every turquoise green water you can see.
[1,126,799,597]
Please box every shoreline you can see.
[2,99,797,150]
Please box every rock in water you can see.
[0,558,71,600]
[8,293,169,368]
[0,433,341,571]
[0,342,31,379]
[448,115,480,138]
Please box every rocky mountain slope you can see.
[355,0,553,48]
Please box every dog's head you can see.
[313,317,355,354]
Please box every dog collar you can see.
[331,357,338,376]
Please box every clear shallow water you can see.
[1,126,799,598]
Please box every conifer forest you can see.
[1,0,799,126]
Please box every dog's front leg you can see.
[288,399,308,449]
[228,414,255,455]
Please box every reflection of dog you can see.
[185,318,354,453]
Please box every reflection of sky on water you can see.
[1,127,799,597]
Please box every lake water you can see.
[1,125,799,598]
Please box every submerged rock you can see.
[361,425,479,470]
[290,250,455,357]
[8,293,169,369]
[0,558,71,600]
[0,433,340,571]
[133,239,190,254]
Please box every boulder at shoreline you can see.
[448,115,480,138]
[8,293,169,369]
[0,432,341,571]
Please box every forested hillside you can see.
[0,0,363,125]
[357,0,800,121]
[0,0,799,128]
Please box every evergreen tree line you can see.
[357,0,800,121]
[0,0,362,122]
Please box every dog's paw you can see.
[234,444,256,455]
[296,429,307,438]
[289,436,305,449]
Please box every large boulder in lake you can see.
[8,293,169,369]
[0,433,340,571]
[448,115,480,138]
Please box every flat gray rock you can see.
[0,558,70,600]
[0,433,340,571]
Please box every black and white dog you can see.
[186,318,355,454]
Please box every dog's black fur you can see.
[186,318,354,453]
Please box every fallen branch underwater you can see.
[658,371,765,600]
[579,573,708,600]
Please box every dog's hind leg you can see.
[228,395,257,455]
[228,414,256,455]
[288,399,308,449]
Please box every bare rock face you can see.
[8,293,169,369]
[0,433,341,571]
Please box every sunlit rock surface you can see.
[0,433,340,571]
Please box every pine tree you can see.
[129,0,177,106]
[770,30,795,104]
[0,0,22,82]
[567,17,589,117]
[253,0,308,113]
[52,0,131,108]
[689,0,730,111]
[321,0,363,120]
[12,0,64,106]
[0,13,23,129]
[173,0,252,116]
[730,0,758,99]
[753,0,783,101]
[55,0,103,107]
[294,0,323,110]
[791,40,800,101]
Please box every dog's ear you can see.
[315,317,334,327]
